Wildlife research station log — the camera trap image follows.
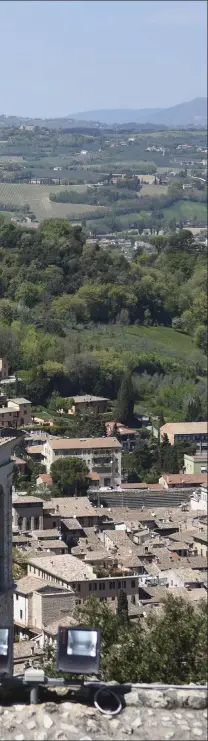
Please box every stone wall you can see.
[0,685,207,740]
[31,589,76,629]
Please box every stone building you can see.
[12,496,44,532]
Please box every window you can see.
[89,583,92,591]
[20,610,23,620]
[110,581,115,589]
[99,582,105,591]
[122,580,126,588]
[131,580,135,588]
[34,518,39,530]
[15,594,19,600]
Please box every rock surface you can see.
[0,701,207,740]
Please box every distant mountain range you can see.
[0,98,206,130]
[69,98,207,127]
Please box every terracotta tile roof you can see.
[38,473,52,484]
[88,472,100,481]
[160,422,208,435]
[12,456,26,465]
[161,473,208,486]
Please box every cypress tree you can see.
[115,371,134,425]
[117,589,129,624]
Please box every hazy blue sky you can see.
[0,0,206,117]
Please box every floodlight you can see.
[0,627,13,676]
[56,626,100,675]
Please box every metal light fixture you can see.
[56,626,100,675]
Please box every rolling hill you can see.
[69,98,207,126]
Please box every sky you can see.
[0,0,207,117]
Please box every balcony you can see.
[93,465,112,475]
[93,454,112,462]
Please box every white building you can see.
[190,484,207,512]
[43,437,122,488]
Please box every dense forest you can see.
[0,216,206,416]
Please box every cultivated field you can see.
[162,200,207,224]
[0,155,24,163]
[139,183,168,195]
[0,183,106,221]
[140,174,155,184]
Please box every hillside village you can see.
[0,354,207,675]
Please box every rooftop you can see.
[13,495,44,505]
[37,540,68,550]
[26,445,44,455]
[88,472,100,481]
[44,496,97,518]
[11,397,31,405]
[184,453,208,461]
[103,529,137,550]
[168,587,207,603]
[37,473,52,483]
[73,394,109,403]
[61,517,82,530]
[173,567,207,583]
[161,473,208,485]
[12,456,26,465]
[27,553,96,582]
[32,529,60,539]
[47,437,121,450]
[160,422,208,435]
[14,575,67,595]
[43,614,77,635]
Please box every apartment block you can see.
[184,453,207,474]
[43,436,122,487]
[27,554,139,604]
[160,422,208,448]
